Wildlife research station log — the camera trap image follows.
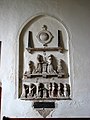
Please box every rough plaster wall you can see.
[0,0,90,118]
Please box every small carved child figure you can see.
[36,54,43,73]
[47,54,56,74]
[38,83,44,98]
[30,84,36,97]
[53,83,58,97]
[24,84,29,98]
[60,83,64,96]
[64,84,67,97]
[43,84,49,98]
[64,84,70,97]
[57,59,65,78]
[49,83,52,97]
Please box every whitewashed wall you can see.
[0,0,90,118]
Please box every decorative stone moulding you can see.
[17,14,71,118]
[26,47,64,53]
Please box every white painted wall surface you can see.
[0,0,90,118]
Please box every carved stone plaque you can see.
[33,102,55,108]
[19,14,71,118]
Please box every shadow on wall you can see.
[0,41,2,120]
[0,83,2,120]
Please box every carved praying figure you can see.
[36,54,43,73]
[28,61,33,74]
[47,54,56,74]
[23,60,35,79]
[57,59,65,78]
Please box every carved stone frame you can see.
[15,13,73,118]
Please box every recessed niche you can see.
[17,14,71,117]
